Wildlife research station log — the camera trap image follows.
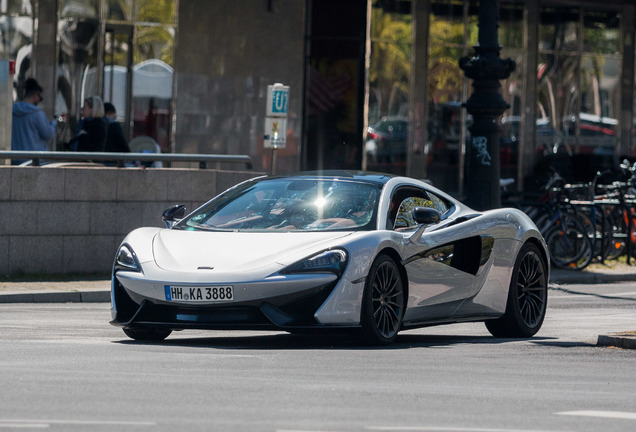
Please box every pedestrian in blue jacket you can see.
[11,78,56,165]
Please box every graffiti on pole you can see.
[472,136,491,166]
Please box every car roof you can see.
[267,170,396,186]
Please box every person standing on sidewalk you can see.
[66,95,108,152]
[11,77,57,165]
[103,102,130,153]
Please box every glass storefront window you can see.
[426,1,523,193]
[1,0,33,14]
[103,27,132,126]
[59,0,99,18]
[0,1,34,101]
[580,55,619,153]
[427,0,471,194]
[537,53,579,154]
[499,2,523,49]
[55,0,176,152]
[136,0,175,24]
[498,2,524,182]
[56,16,99,146]
[538,5,622,183]
[132,24,174,152]
[0,15,33,94]
[366,0,412,175]
[106,0,133,21]
[539,7,579,53]
[583,9,620,55]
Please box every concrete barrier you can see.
[0,166,263,276]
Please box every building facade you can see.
[1,0,634,197]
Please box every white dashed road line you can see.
[557,410,636,420]
[367,426,576,432]
[0,419,155,428]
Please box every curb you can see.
[550,273,636,285]
[0,290,110,304]
[597,333,636,350]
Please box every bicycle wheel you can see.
[605,206,628,260]
[576,205,613,261]
[544,217,593,270]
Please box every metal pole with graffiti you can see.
[459,0,515,210]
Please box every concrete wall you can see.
[0,166,262,277]
[174,0,305,174]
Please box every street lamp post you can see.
[459,0,515,210]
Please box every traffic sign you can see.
[266,84,289,117]
[264,117,287,149]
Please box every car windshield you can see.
[177,178,380,232]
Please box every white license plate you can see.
[165,285,234,302]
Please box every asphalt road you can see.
[0,282,635,432]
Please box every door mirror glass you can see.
[412,207,441,225]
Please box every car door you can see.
[389,187,488,325]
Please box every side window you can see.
[426,191,450,215]
[388,187,452,230]
[394,196,434,229]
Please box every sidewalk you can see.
[0,279,110,304]
[550,260,636,284]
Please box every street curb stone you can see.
[0,290,110,304]
[597,333,636,350]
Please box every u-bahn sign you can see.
[266,84,289,117]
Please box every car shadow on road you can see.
[114,332,559,350]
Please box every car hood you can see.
[152,229,353,274]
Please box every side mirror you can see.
[412,207,441,225]
[409,207,441,244]
[162,204,186,228]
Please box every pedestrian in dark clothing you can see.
[66,95,107,152]
[104,103,130,153]
[11,77,56,164]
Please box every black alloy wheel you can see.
[360,254,405,345]
[486,243,548,338]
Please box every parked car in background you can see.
[365,116,408,164]
[499,116,560,161]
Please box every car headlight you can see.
[114,244,141,272]
[282,249,348,275]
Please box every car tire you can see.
[360,254,405,345]
[485,243,548,338]
[123,327,172,341]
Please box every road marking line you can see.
[367,426,575,432]
[0,419,155,426]
[0,424,48,429]
[557,410,636,420]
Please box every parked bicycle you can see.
[506,160,636,270]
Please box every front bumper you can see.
[110,272,353,331]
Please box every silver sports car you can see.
[110,171,549,344]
